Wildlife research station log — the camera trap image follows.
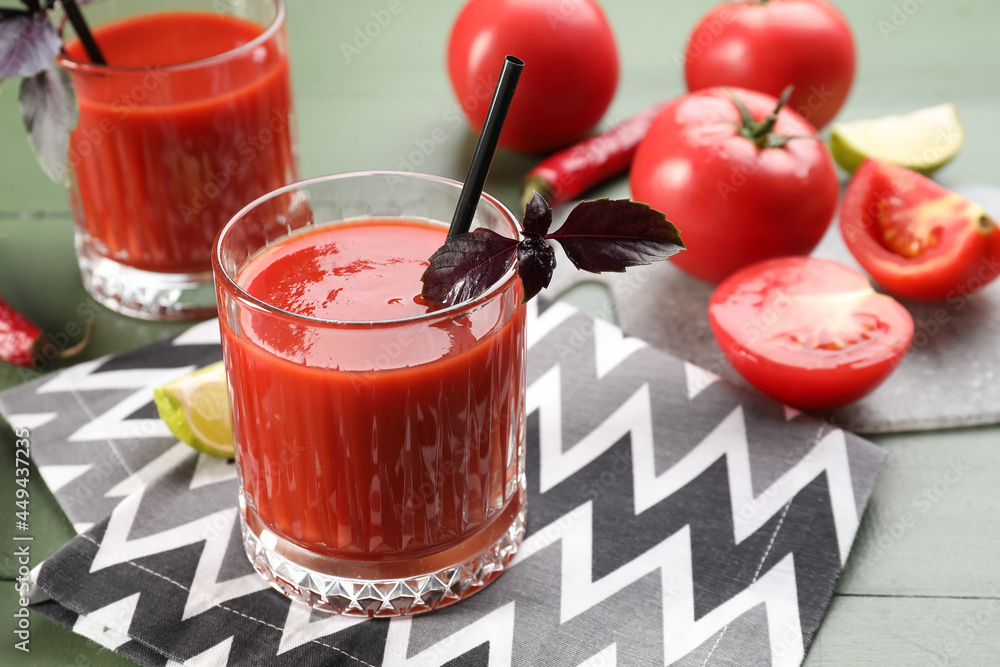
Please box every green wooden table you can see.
[2,1,999,664]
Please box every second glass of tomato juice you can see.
[213,172,527,616]
[57,0,298,320]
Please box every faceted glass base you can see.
[241,500,526,617]
[75,234,217,321]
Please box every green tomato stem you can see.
[749,85,793,145]
[725,85,797,149]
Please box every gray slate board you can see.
[549,184,1000,435]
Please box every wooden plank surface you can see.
[0,1,998,665]
[838,425,1000,598]
[805,595,1000,666]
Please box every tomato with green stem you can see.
[630,86,838,284]
[708,257,914,410]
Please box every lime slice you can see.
[153,361,234,458]
[830,104,963,176]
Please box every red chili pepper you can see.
[0,294,94,368]
[522,102,669,209]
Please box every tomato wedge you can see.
[840,159,1000,301]
[708,257,914,411]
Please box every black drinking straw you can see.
[447,55,523,239]
[61,0,106,65]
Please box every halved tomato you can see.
[840,159,1000,301]
[708,257,914,411]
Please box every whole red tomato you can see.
[447,0,619,154]
[684,0,855,129]
[630,87,839,284]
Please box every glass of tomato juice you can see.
[56,0,298,320]
[213,172,527,616]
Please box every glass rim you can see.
[55,0,286,75]
[213,170,522,328]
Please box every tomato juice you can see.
[63,10,297,274]
[219,218,526,577]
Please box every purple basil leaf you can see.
[421,228,518,306]
[40,0,100,8]
[522,191,552,236]
[19,64,78,185]
[0,9,32,22]
[0,14,60,81]
[516,234,556,303]
[546,199,684,273]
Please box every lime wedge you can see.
[153,361,234,458]
[830,104,963,176]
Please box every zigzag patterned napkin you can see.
[0,299,885,667]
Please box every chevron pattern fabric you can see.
[0,299,885,667]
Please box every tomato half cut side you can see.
[840,159,1000,301]
[708,257,914,411]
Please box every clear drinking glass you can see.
[56,0,298,320]
[213,172,527,616]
